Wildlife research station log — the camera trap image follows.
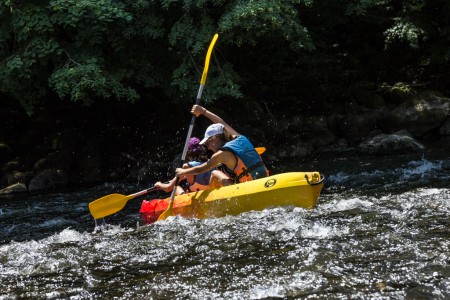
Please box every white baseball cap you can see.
[199,123,225,144]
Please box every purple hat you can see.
[188,137,203,153]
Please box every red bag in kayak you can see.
[139,199,168,224]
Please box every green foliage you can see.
[0,0,449,115]
[162,0,314,103]
[384,20,425,49]
[49,57,139,104]
[378,0,450,88]
[219,0,314,50]
[50,0,132,24]
[0,0,160,113]
[345,0,381,15]
[48,0,140,104]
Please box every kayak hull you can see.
[140,172,324,224]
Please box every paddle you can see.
[88,186,159,219]
[87,145,262,220]
[158,33,219,221]
[255,147,266,155]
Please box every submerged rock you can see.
[357,132,425,155]
[28,169,69,192]
[381,91,450,136]
[0,182,27,195]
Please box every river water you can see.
[1,150,449,299]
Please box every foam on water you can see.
[1,190,449,299]
[36,218,79,229]
[0,228,90,277]
[326,157,449,192]
[321,196,374,212]
[399,159,444,180]
[301,222,350,239]
[1,153,449,299]
[327,171,350,185]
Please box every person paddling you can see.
[155,137,214,195]
[175,105,269,187]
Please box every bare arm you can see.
[175,159,215,177]
[155,166,190,191]
[191,105,240,136]
[155,177,176,192]
[175,150,237,177]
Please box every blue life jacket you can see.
[220,135,268,181]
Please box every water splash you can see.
[1,154,449,299]
[399,159,444,181]
[326,157,449,193]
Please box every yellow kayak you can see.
[140,172,324,224]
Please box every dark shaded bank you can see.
[0,86,449,195]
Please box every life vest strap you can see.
[236,161,265,181]
[217,164,239,183]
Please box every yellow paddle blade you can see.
[255,147,266,155]
[88,193,133,219]
[200,33,219,85]
[157,201,174,221]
